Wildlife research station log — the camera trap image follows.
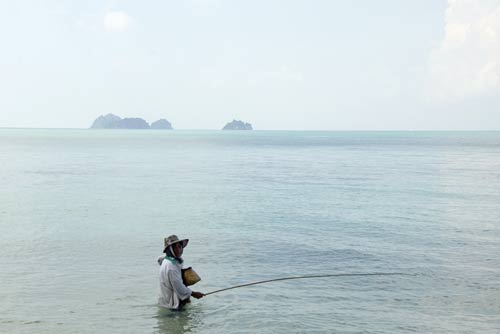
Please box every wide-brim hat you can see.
[163,235,189,252]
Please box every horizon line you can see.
[1,127,499,132]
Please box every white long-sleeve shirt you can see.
[158,256,192,310]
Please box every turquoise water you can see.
[1,129,499,333]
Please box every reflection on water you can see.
[154,306,200,334]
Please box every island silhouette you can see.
[90,114,172,129]
[90,114,253,130]
[222,120,253,130]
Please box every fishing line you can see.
[204,272,410,296]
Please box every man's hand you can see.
[191,291,204,299]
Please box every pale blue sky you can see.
[1,0,499,129]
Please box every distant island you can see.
[150,119,172,129]
[90,114,254,130]
[222,120,253,130]
[90,114,173,129]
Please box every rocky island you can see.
[222,119,253,130]
[150,119,173,130]
[90,114,173,129]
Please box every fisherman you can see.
[158,235,204,310]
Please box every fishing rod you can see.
[204,272,409,296]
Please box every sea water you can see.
[0,129,499,333]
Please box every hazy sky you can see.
[1,0,500,130]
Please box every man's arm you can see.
[191,291,204,299]
[168,269,192,300]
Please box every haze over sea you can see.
[1,129,499,333]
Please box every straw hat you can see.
[182,267,201,286]
[163,235,189,252]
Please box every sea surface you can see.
[1,129,499,333]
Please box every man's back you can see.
[158,257,192,310]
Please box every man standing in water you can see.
[158,235,204,310]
